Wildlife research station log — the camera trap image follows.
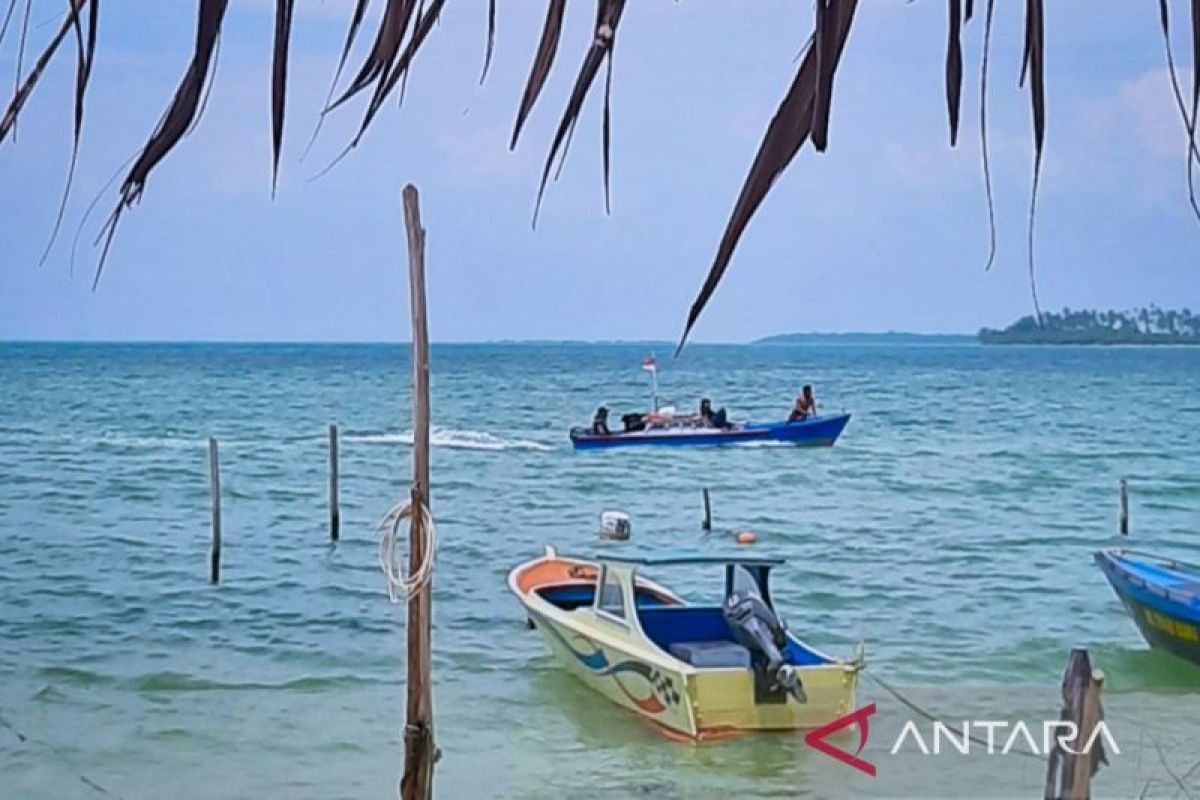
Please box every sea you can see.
[2,341,1200,799]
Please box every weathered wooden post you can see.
[328,424,340,542]
[400,184,435,800]
[208,437,221,584]
[1044,648,1108,800]
[1119,479,1129,536]
[701,488,712,532]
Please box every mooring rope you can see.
[0,710,129,798]
[377,498,437,603]
[863,670,1047,762]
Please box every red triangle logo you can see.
[804,702,877,777]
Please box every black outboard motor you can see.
[723,590,807,704]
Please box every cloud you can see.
[1079,67,1191,162]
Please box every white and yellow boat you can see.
[508,547,863,741]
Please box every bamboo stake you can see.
[400,183,435,800]
[208,437,221,584]
[328,424,340,542]
[1119,479,1129,536]
[701,488,712,532]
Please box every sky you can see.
[0,0,1197,342]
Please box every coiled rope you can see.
[377,498,437,603]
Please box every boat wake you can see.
[344,427,555,452]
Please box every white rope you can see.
[377,498,437,603]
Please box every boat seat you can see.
[669,640,751,669]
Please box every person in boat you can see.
[699,398,731,429]
[788,385,817,422]
[621,412,646,432]
[591,406,611,435]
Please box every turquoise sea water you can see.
[3,342,1200,799]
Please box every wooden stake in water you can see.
[400,183,436,800]
[208,437,221,584]
[1044,648,1108,800]
[328,424,340,542]
[1119,479,1129,536]
[702,488,712,532]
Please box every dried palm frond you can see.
[2,0,1198,346]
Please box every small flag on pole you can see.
[642,356,657,372]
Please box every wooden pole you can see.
[702,488,712,532]
[1119,479,1129,536]
[208,437,221,584]
[1045,649,1107,800]
[400,183,435,800]
[1069,669,1105,800]
[328,424,340,542]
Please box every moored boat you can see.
[508,547,862,740]
[1095,548,1200,667]
[569,413,851,450]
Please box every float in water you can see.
[508,548,863,740]
[1095,548,1200,668]
[569,412,851,450]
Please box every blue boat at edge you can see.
[1095,548,1200,668]
[569,413,851,451]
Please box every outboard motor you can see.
[723,590,807,704]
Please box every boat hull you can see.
[570,413,851,451]
[1095,549,1200,667]
[510,552,859,740]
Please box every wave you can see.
[344,427,555,452]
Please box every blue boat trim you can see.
[569,413,851,450]
[1095,549,1200,668]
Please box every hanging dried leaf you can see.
[602,40,614,214]
[328,0,417,111]
[510,0,565,149]
[979,0,997,270]
[41,0,98,263]
[94,0,229,286]
[479,0,496,84]
[946,0,963,146]
[532,0,626,225]
[0,0,88,143]
[1022,0,1045,321]
[0,0,17,48]
[301,0,371,159]
[9,0,31,139]
[811,0,837,151]
[679,0,858,348]
[352,0,445,143]
[270,0,294,194]
[965,0,974,23]
[1156,0,1200,221]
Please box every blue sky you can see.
[1,1,1196,342]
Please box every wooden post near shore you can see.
[1119,479,1129,536]
[208,437,221,584]
[702,488,712,532]
[328,424,340,542]
[1044,649,1107,800]
[400,184,436,800]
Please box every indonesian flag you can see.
[642,356,657,372]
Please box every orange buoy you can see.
[736,531,757,545]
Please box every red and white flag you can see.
[642,356,657,372]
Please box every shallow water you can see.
[2,342,1199,798]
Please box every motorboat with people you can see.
[508,547,863,739]
[570,356,850,450]
[570,411,851,450]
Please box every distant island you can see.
[755,332,974,345]
[979,307,1200,345]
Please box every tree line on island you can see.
[980,307,1200,344]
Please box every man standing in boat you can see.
[788,386,817,422]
